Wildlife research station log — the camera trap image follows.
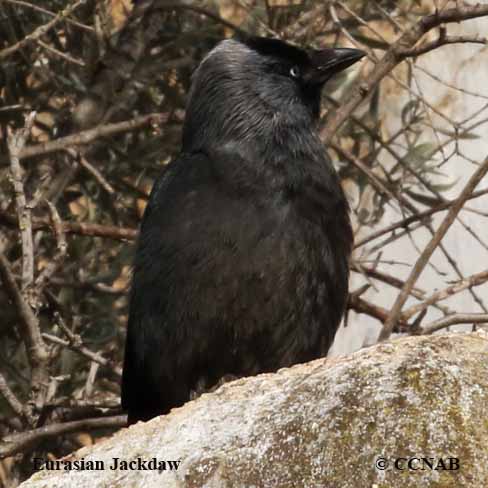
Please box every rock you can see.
[20,331,488,488]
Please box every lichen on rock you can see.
[20,330,488,488]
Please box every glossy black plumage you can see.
[121,37,364,424]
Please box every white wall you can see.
[330,14,488,355]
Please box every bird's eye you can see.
[289,66,300,78]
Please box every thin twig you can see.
[18,113,169,161]
[379,156,488,341]
[0,372,24,418]
[423,314,488,335]
[0,0,88,60]
[42,333,121,377]
[4,0,94,32]
[0,253,49,407]
[50,277,127,294]
[322,3,488,141]
[352,262,425,298]
[33,201,68,292]
[67,149,115,194]
[0,415,126,458]
[0,209,137,241]
[355,188,488,248]
[156,3,246,36]
[348,294,410,332]
[402,269,488,320]
[37,39,86,66]
[7,111,37,290]
[399,34,487,58]
[330,142,399,205]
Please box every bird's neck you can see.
[190,120,342,202]
[182,96,343,196]
[182,86,319,158]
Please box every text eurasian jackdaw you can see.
[122,36,365,424]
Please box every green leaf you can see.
[431,178,459,192]
[401,100,422,126]
[439,129,481,140]
[403,142,436,168]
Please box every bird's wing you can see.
[121,151,290,418]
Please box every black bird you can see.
[122,36,364,424]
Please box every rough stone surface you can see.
[20,331,488,488]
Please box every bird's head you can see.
[182,36,365,153]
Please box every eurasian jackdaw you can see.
[122,36,364,424]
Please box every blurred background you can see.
[1,0,487,485]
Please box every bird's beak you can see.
[306,47,366,85]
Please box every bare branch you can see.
[423,314,488,335]
[398,32,487,58]
[7,111,37,289]
[49,277,127,294]
[4,0,94,32]
[67,149,115,194]
[352,262,425,298]
[0,372,24,418]
[0,0,88,61]
[322,3,488,140]
[0,415,126,458]
[17,113,170,161]
[0,253,49,401]
[0,209,137,241]
[33,202,68,292]
[37,39,86,66]
[156,3,246,36]
[403,269,488,320]
[330,142,399,204]
[355,188,488,248]
[379,156,488,341]
[42,333,121,377]
[348,294,410,333]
